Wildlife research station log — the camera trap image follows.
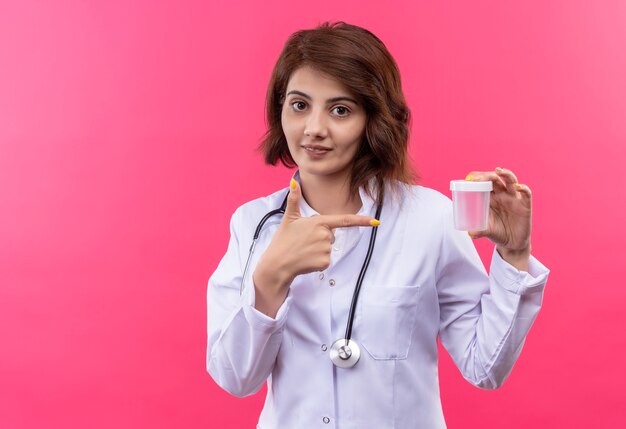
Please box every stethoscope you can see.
[240,189,383,368]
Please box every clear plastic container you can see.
[450,180,493,231]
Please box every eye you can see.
[291,101,307,112]
[332,106,350,117]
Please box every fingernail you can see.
[290,179,297,190]
[515,183,523,189]
[370,219,381,227]
[467,231,474,238]
[496,167,504,173]
[465,174,473,181]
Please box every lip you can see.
[301,144,332,159]
[302,144,332,151]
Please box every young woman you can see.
[207,22,549,428]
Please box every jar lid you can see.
[450,180,493,192]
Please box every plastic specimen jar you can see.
[449,180,493,231]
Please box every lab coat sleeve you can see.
[436,203,549,389]
[206,207,293,397]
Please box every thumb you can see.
[283,178,302,221]
[467,229,488,240]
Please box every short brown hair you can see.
[260,22,416,204]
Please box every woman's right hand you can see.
[252,179,378,318]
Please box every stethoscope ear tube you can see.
[240,191,289,295]
[240,240,257,296]
[253,192,289,241]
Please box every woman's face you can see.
[281,66,367,183]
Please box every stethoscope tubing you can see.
[344,201,382,342]
[238,186,382,368]
[240,191,289,296]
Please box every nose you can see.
[303,108,328,139]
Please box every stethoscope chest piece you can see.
[329,339,361,368]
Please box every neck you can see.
[299,172,362,215]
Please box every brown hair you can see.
[259,21,416,204]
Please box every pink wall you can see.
[1,1,625,427]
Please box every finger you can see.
[316,214,380,229]
[315,226,336,244]
[283,178,301,220]
[468,229,489,240]
[514,183,533,200]
[312,254,332,273]
[466,171,507,191]
[495,167,519,189]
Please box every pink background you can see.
[1,1,625,427]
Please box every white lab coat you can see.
[207,179,549,429]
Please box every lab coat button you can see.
[329,279,336,287]
[321,344,327,352]
[323,416,330,424]
[319,273,325,280]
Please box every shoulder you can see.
[389,182,452,214]
[383,182,454,241]
[379,182,456,259]
[230,187,290,229]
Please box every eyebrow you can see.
[286,90,359,105]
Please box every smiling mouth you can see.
[303,145,331,153]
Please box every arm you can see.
[206,207,292,397]
[437,203,549,389]
[252,179,377,318]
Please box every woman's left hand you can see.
[465,167,532,268]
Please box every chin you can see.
[298,165,349,180]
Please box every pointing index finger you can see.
[315,214,380,229]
